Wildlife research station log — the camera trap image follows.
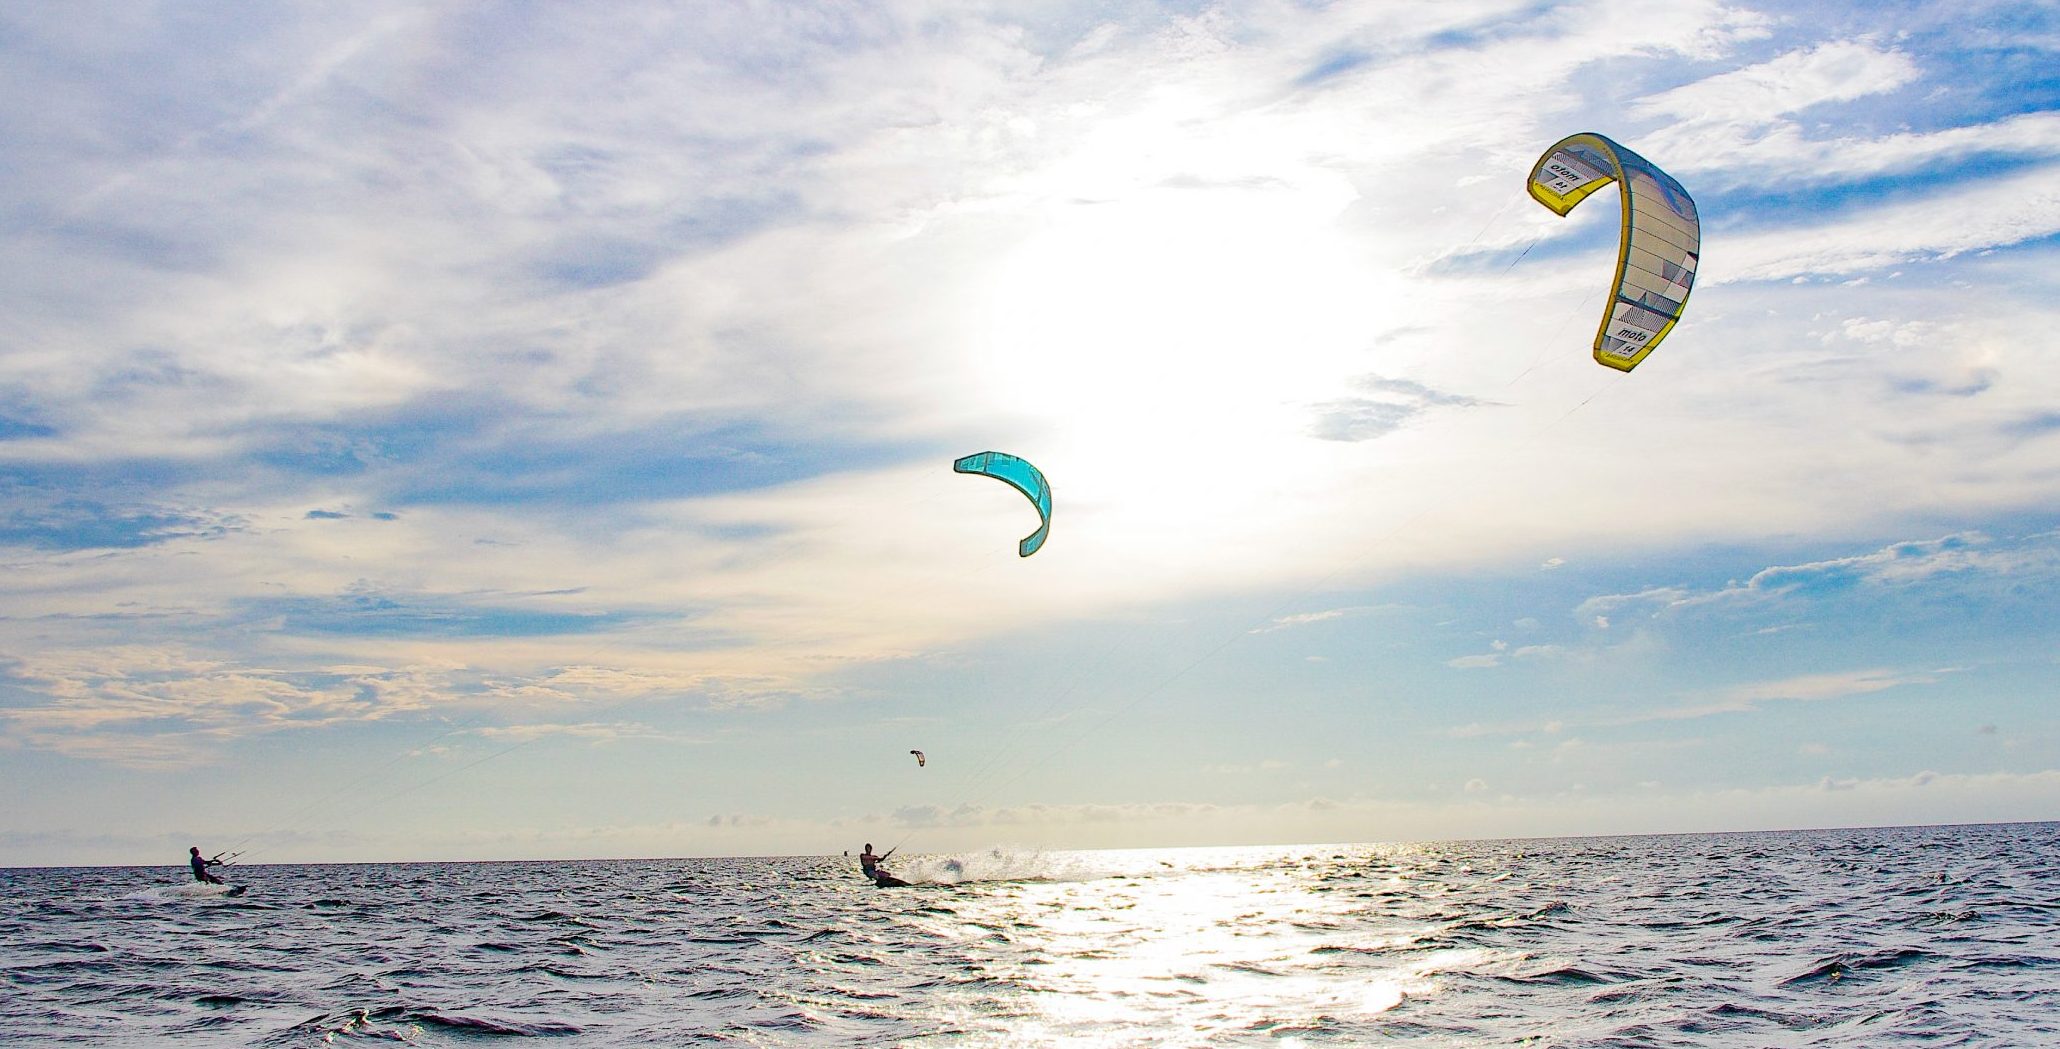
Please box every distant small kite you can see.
[909,750,926,767]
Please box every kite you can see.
[1526,132,1700,372]
[952,451,1052,557]
[909,750,926,767]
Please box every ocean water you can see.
[4,822,2057,1047]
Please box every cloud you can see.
[479,664,841,713]
[887,799,1226,830]
[244,587,639,640]
[1687,111,2060,187]
[1204,758,1293,775]
[1742,535,1998,589]
[1249,605,1385,633]
[705,813,775,829]
[1719,667,1924,704]
[474,721,682,745]
[1635,40,1920,123]
[1627,666,1935,723]
[1446,642,1561,670]
[1578,531,2060,623]
[0,631,787,768]
[1711,164,2060,281]
[1452,661,1933,735]
[1621,29,2060,190]
[0,646,460,767]
[1309,376,1487,442]
[1450,717,1567,740]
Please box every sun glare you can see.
[972,170,1396,561]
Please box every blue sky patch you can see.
[0,500,238,551]
[1293,51,1374,89]
[0,416,56,440]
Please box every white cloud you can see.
[0,646,458,767]
[1578,532,2060,624]
[1628,666,1936,723]
[1711,164,2060,281]
[1250,605,1387,634]
[1617,28,2060,190]
[1204,758,1293,775]
[1636,39,1919,123]
[473,721,683,745]
[1681,111,2060,186]
[1445,641,1562,670]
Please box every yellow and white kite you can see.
[1527,132,1700,372]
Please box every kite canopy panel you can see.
[1527,132,1700,372]
[953,451,1052,557]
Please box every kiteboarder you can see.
[858,843,901,886]
[188,846,225,884]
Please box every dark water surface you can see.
[4,822,2057,1046]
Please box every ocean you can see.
[3,822,2056,1046]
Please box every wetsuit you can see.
[190,853,221,883]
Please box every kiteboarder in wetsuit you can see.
[189,846,225,884]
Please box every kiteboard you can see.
[871,875,911,888]
[163,882,246,899]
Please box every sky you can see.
[2,0,2057,867]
